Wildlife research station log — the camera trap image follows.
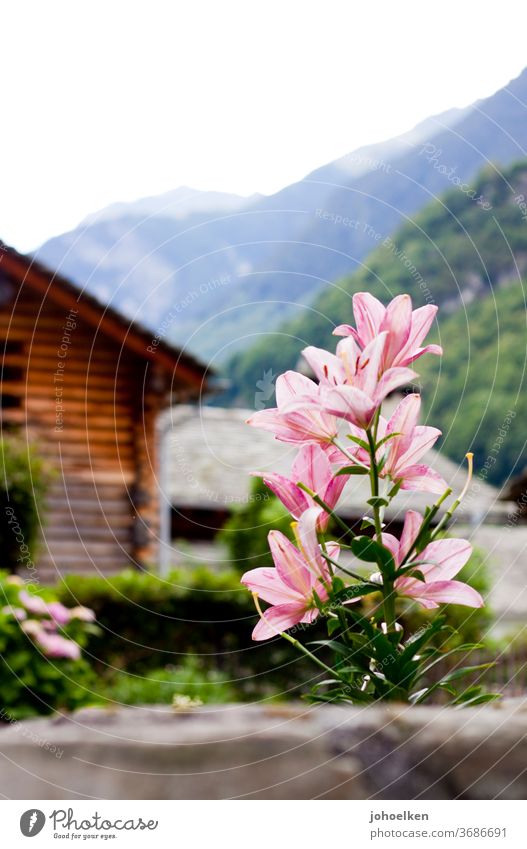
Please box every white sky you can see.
[2,0,527,251]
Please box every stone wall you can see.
[0,701,526,799]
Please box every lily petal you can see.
[257,471,308,518]
[252,602,314,640]
[268,530,313,595]
[352,292,385,346]
[399,463,447,494]
[302,346,346,386]
[241,567,302,606]
[408,580,484,608]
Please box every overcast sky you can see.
[2,0,527,251]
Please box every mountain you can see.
[80,187,260,226]
[34,68,527,363]
[227,158,527,486]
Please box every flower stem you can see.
[366,422,395,632]
[428,453,474,543]
[331,437,370,470]
[366,428,382,541]
[399,485,453,567]
[321,551,373,582]
[251,593,341,678]
[296,482,353,537]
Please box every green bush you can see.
[218,477,294,571]
[0,573,98,719]
[56,566,325,700]
[98,656,237,706]
[0,436,51,572]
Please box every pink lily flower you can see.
[345,394,447,494]
[301,332,417,428]
[377,510,483,609]
[333,292,442,369]
[246,370,338,445]
[254,444,347,529]
[241,507,337,640]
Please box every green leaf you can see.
[376,454,388,475]
[331,576,346,595]
[400,569,426,583]
[453,692,502,708]
[308,639,356,658]
[375,432,402,449]
[334,583,381,604]
[439,662,495,685]
[335,465,369,476]
[350,536,395,577]
[395,616,448,686]
[415,643,484,681]
[387,480,402,499]
[327,618,341,637]
[367,496,389,508]
[346,435,370,451]
[360,517,376,530]
[451,685,483,704]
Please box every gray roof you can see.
[166,406,513,525]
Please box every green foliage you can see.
[217,477,294,571]
[418,282,527,484]
[56,566,325,700]
[98,656,237,706]
[0,435,52,571]
[227,159,527,483]
[0,574,97,720]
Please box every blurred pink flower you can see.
[246,371,338,445]
[35,630,81,660]
[254,444,347,529]
[333,292,442,369]
[70,606,96,622]
[21,618,81,660]
[241,507,336,640]
[19,591,48,616]
[19,591,72,625]
[2,605,27,620]
[378,510,483,609]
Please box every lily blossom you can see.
[241,507,337,640]
[377,510,483,609]
[333,292,442,369]
[346,393,447,494]
[246,370,338,445]
[301,332,417,428]
[254,444,347,529]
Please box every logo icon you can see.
[20,809,46,837]
[254,369,276,410]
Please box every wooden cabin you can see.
[0,242,210,580]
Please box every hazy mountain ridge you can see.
[34,69,527,362]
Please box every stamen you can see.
[290,520,300,546]
[252,591,267,623]
[458,452,474,503]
